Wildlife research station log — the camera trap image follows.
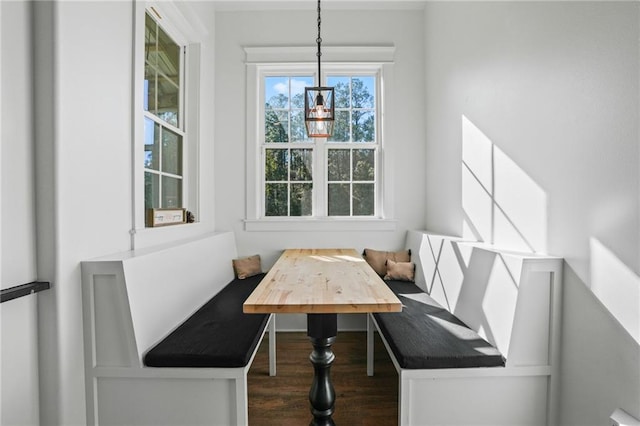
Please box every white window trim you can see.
[244,45,396,232]
[131,0,207,249]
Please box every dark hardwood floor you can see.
[248,331,398,426]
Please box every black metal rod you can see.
[1,281,51,303]
[316,0,322,79]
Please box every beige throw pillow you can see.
[384,260,415,282]
[232,255,262,279]
[363,248,411,276]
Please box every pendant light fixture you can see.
[304,0,335,138]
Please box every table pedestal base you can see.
[307,313,337,426]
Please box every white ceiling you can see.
[211,1,428,11]
[211,0,631,11]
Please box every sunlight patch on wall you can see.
[590,238,640,344]
[462,115,547,253]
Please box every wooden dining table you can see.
[243,248,402,425]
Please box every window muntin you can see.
[261,71,379,218]
[143,11,185,216]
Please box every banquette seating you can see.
[367,231,563,426]
[81,229,562,426]
[81,232,275,426]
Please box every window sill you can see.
[244,218,397,232]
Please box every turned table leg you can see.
[307,313,337,426]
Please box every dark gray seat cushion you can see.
[144,273,269,368]
[374,280,505,369]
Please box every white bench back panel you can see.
[508,270,551,366]
[83,232,238,366]
[93,273,136,367]
[124,232,238,361]
[407,231,469,310]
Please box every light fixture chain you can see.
[316,0,322,78]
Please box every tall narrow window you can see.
[144,12,185,224]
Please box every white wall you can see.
[30,1,218,424]
[1,2,41,424]
[33,2,133,423]
[423,2,640,424]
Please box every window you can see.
[261,72,380,218]
[132,2,206,247]
[245,46,396,231]
[144,11,185,221]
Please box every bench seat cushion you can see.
[144,273,269,368]
[374,280,505,369]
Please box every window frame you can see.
[244,46,396,232]
[143,12,186,212]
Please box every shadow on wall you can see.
[460,115,639,346]
[461,115,547,253]
[590,238,640,345]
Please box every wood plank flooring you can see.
[248,331,398,426]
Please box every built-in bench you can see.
[367,231,563,426]
[81,232,275,426]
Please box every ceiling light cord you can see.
[316,0,322,79]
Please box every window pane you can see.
[265,77,289,109]
[352,76,375,108]
[265,109,289,143]
[328,149,350,181]
[265,149,288,181]
[161,176,182,208]
[329,110,350,142]
[145,14,157,68]
[144,69,157,114]
[353,183,374,216]
[265,183,288,216]
[144,13,158,114]
[144,172,159,209]
[156,25,180,78]
[290,149,312,181]
[144,118,159,170]
[162,127,182,175]
[157,75,179,127]
[291,77,313,108]
[291,110,308,142]
[328,183,350,216]
[352,111,375,142]
[353,149,375,181]
[328,76,350,108]
[290,183,312,216]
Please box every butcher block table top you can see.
[243,248,402,314]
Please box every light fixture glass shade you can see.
[305,86,335,138]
